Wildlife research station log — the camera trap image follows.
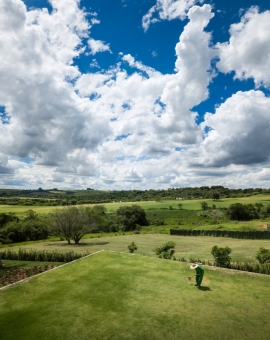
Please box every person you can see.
[189,263,204,287]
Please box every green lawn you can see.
[7,234,270,263]
[0,251,270,340]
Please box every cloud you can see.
[142,0,202,31]
[159,4,215,144]
[87,38,111,55]
[0,0,219,189]
[0,0,109,172]
[197,90,270,167]
[2,1,269,190]
[216,7,270,88]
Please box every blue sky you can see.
[0,0,270,189]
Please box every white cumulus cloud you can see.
[142,0,203,31]
[216,7,270,88]
[88,38,111,55]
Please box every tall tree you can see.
[51,207,94,244]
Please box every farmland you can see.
[1,195,270,232]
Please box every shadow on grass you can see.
[198,286,211,291]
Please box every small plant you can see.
[201,201,208,211]
[211,245,232,267]
[128,242,137,253]
[153,241,176,259]
[255,247,270,264]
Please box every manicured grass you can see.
[0,251,270,340]
[7,234,270,263]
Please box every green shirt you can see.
[195,266,204,275]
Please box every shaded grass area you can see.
[1,251,270,340]
[1,260,62,270]
[7,234,270,263]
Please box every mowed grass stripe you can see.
[1,251,270,340]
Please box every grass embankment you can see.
[1,251,270,340]
[7,234,270,263]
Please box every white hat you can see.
[190,263,199,269]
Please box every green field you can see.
[1,194,270,213]
[7,234,270,263]
[1,251,270,340]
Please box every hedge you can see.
[170,229,270,239]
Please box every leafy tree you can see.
[254,203,264,212]
[212,193,220,201]
[51,207,94,244]
[116,205,149,231]
[128,242,137,253]
[84,205,109,232]
[154,241,176,259]
[260,204,270,218]
[255,247,270,264]
[201,201,208,211]
[227,203,259,221]
[211,245,232,267]
[178,203,183,210]
[24,209,38,220]
[0,213,17,228]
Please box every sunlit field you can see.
[7,234,270,263]
[1,251,270,340]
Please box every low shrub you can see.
[154,241,176,259]
[128,242,137,253]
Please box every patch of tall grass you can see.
[0,248,88,262]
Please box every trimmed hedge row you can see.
[170,229,270,239]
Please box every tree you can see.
[178,203,183,210]
[154,241,176,259]
[201,201,208,211]
[212,193,220,201]
[116,205,149,231]
[84,205,108,232]
[211,245,232,267]
[255,247,270,264]
[51,207,94,244]
[0,213,17,228]
[260,204,270,218]
[227,203,259,221]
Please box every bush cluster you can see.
[0,220,48,244]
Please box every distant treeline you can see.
[0,186,269,205]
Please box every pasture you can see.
[1,194,270,214]
[1,251,270,340]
